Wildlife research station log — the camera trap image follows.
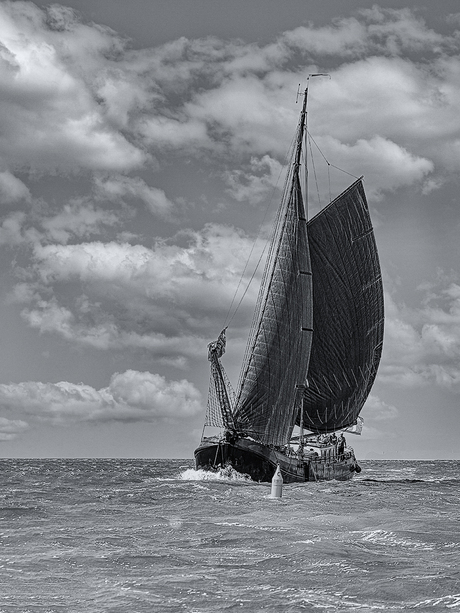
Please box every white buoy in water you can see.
[270,464,283,498]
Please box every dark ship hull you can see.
[194,437,360,483]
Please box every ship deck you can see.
[195,436,359,483]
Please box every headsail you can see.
[301,179,384,432]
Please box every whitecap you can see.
[412,593,460,608]
[179,466,253,482]
[357,529,434,550]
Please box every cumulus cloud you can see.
[282,8,450,57]
[0,370,202,425]
[0,1,147,173]
[359,394,399,441]
[3,2,460,406]
[13,224,263,353]
[94,174,176,218]
[183,74,298,158]
[224,155,286,205]
[0,416,28,441]
[363,394,399,422]
[135,31,458,197]
[0,199,122,248]
[379,279,460,391]
[312,135,433,200]
[2,2,460,199]
[360,6,448,54]
[0,171,31,204]
[0,211,27,245]
[40,201,120,244]
[140,115,212,150]
[282,18,369,56]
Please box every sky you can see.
[0,0,459,459]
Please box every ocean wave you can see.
[0,506,42,516]
[360,477,460,485]
[356,529,434,550]
[412,593,460,608]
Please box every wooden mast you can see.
[297,74,329,459]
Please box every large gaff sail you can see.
[233,166,314,446]
[302,179,384,433]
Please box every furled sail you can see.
[301,179,384,433]
[233,166,314,446]
[205,328,235,430]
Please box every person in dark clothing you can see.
[337,433,345,456]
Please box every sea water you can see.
[0,459,459,612]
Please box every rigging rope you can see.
[223,128,359,330]
[307,134,322,207]
[307,131,360,181]
[225,241,268,329]
[223,132,297,329]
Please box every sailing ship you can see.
[194,76,384,482]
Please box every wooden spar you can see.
[299,73,330,220]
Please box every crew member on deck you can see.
[338,433,345,456]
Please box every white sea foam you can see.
[413,593,460,608]
[357,529,434,550]
[180,465,253,482]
